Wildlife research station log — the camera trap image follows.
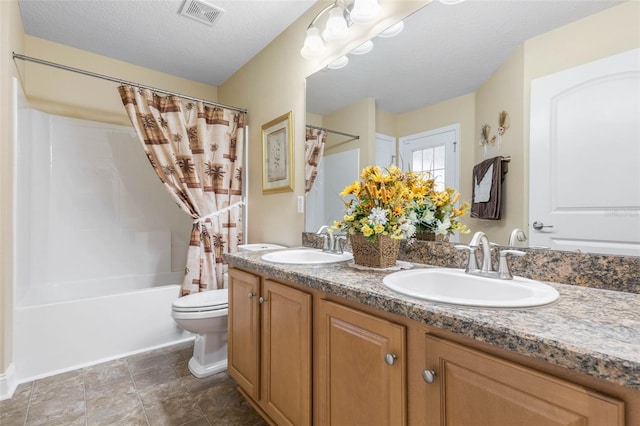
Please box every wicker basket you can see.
[349,232,400,268]
[414,231,448,242]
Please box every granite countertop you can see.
[224,250,640,390]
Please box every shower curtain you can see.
[305,126,327,194]
[118,85,245,295]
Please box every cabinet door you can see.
[228,269,260,400]
[317,299,407,426]
[423,335,624,426]
[261,279,312,426]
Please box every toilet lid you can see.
[172,289,228,312]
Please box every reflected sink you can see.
[382,268,559,308]
[261,248,353,265]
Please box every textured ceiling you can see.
[307,0,625,115]
[17,0,625,113]
[18,0,317,86]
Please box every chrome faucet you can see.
[470,231,493,274]
[508,228,527,247]
[456,231,526,280]
[316,225,334,252]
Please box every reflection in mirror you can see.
[305,0,639,256]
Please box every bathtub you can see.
[14,272,193,382]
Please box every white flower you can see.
[436,218,451,235]
[368,207,388,226]
[399,221,416,239]
[420,209,435,224]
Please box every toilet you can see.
[171,243,285,378]
[171,289,229,378]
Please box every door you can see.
[376,133,397,168]
[316,300,406,426]
[399,124,459,192]
[423,335,624,426]
[261,280,312,426]
[227,269,261,399]
[529,48,640,255]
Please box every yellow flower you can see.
[340,181,359,197]
[361,224,373,237]
[373,223,385,234]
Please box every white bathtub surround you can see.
[119,85,246,296]
[0,364,17,401]
[14,105,193,383]
[14,282,192,382]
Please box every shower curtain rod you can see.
[12,52,247,114]
[306,124,359,140]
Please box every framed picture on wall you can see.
[262,111,294,194]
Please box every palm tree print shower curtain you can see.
[118,85,245,295]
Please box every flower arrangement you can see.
[332,165,471,242]
[408,185,471,239]
[331,165,425,241]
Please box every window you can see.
[400,124,459,193]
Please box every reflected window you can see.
[400,124,459,193]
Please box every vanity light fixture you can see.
[300,0,381,59]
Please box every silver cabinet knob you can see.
[422,369,436,384]
[259,296,268,304]
[532,221,554,231]
[384,353,397,366]
[248,292,256,299]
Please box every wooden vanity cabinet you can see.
[228,269,312,426]
[316,299,407,426]
[422,334,625,426]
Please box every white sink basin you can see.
[261,249,353,265]
[382,268,559,308]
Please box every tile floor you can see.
[0,341,267,426]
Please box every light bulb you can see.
[322,7,349,42]
[350,0,380,24]
[300,27,326,59]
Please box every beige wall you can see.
[325,97,375,169]
[375,107,397,137]
[23,36,218,126]
[472,46,526,244]
[0,0,25,380]
[218,1,426,247]
[306,111,323,128]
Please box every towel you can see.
[471,156,508,220]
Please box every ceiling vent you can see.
[178,0,224,27]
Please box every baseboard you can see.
[0,363,17,401]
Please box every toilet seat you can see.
[172,289,228,313]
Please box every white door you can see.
[399,124,459,192]
[529,48,640,256]
[375,133,396,168]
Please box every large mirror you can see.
[305,0,639,256]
